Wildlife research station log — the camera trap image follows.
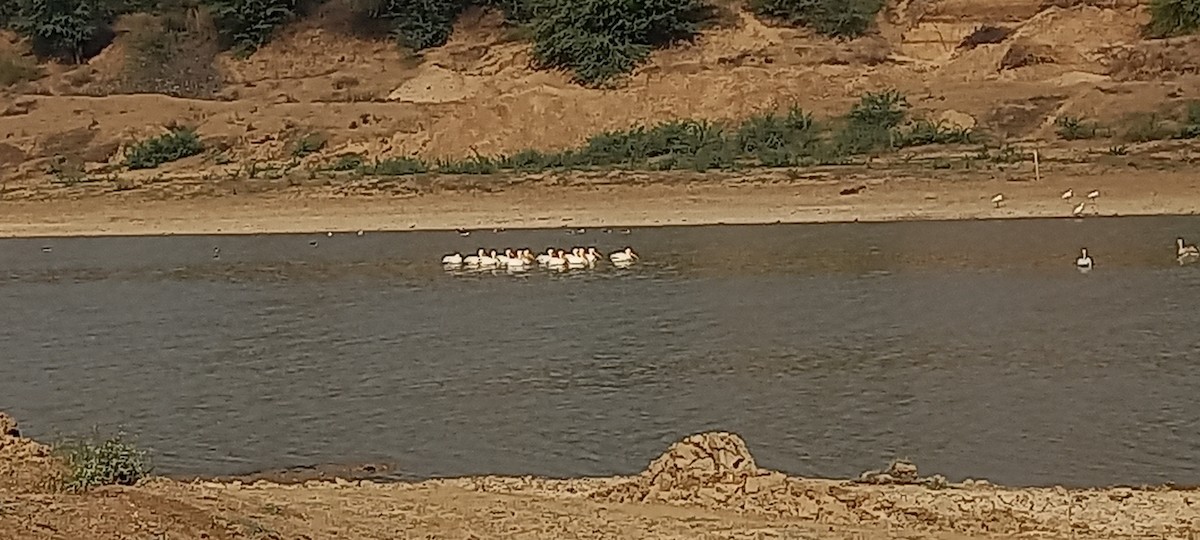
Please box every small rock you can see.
[0,412,20,437]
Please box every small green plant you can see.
[437,155,500,174]
[0,54,43,86]
[330,153,365,171]
[1054,115,1098,140]
[1120,113,1173,143]
[291,132,326,158]
[1179,101,1200,138]
[897,119,975,147]
[748,0,884,38]
[124,127,204,170]
[56,433,151,492]
[1144,0,1200,38]
[363,156,428,176]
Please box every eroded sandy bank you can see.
[2,412,1198,539]
[2,165,1199,238]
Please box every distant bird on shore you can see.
[1061,189,1073,200]
[991,193,1005,208]
[326,232,333,237]
[1072,202,1086,217]
[1087,190,1100,201]
[356,230,364,236]
[1076,248,1094,269]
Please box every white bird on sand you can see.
[991,194,1005,208]
[1072,202,1086,217]
[442,253,463,265]
[1177,238,1200,263]
[1076,248,1094,269]
[610,247,639,264]
[1061,189,1073,200]
[1087,190,1100,201]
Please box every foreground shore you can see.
[2,414,1198,539]
[2,163,1199,237]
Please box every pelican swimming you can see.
[463,248,486,266]
[991,194,1005,208]
[564,248,588,267]
[496,248,518,265]
[442,252,463,265]
[1177,238,1199,264]
[479,250,500,267]
[536,248,555,265]
[584,247,601,264]
[545,249,567,268]
[610,247,639,264]
[1076,248,1093,269]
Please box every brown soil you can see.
[0,0,1198,235]
[2,415,1198,540]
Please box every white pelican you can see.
[496,248,518,265]
[1061,189,1073,200]
[545,250,567,268]
[565,248,588,267]
[1076,248,1093,269]
[536,248,555,265]
[442,253,463,265]
[991,194,1005,208]
[1071,202,1085,217]
[464,248,486,266]
[584,247,601,264]
[610,247,639,264]
[1177,238,1199,263]
[479,250,500,267]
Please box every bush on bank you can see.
[56,433,151,491]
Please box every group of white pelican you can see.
[441,246,639,271]
[1074,237,1200,270]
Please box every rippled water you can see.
[2,217,1200,487]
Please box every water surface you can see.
[2,217,1199,486]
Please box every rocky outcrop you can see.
[0,412,61,493]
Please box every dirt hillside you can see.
[1,0,1198,188]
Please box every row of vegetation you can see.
[1055,101,1200,143]
[0,0,883,87]
[118,90,976,173]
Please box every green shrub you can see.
[748,0,883,38]
[1144,0,1200,38]
[56,433,151,492]
[330,153,365,171]
[528,0,712,86]
[1054,115,1098,140]
[363,156,428,175]
[0,54,43,86]
[11,0,117,62]
[1180,101,1200,138]
[897,119,975,147]
[437,155,501,174]
[124,127,204,169]
[291,132,327,158]
[834,89,909,153]
[497,149,553,170]
[735,107,822,166]
[1120,113,1173,142]
[369,0,470,50]
[205,0,299,54]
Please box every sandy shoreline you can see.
[4,414,1199,540]
[3,165,1200,238]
